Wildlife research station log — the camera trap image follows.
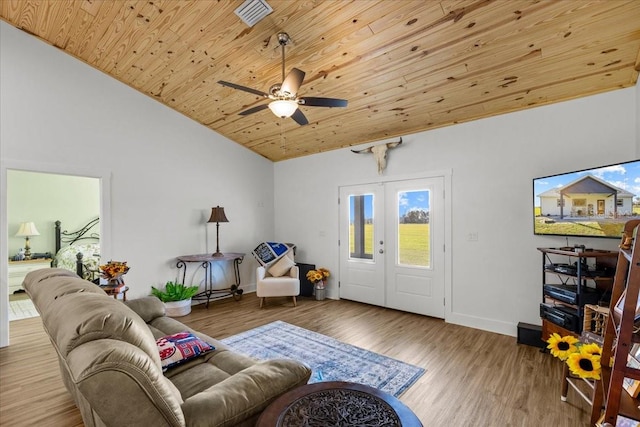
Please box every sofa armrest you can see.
[181,359,311,427]
[125,296,166,323]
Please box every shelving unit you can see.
[560,305,609,408]
[537,247,617,340]
[592,219,640,426]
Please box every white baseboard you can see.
[446,311,516,337]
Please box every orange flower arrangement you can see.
[99,260,130,282]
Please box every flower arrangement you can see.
[99,260,130,283]
[547,333,602,380]
[306,267,330,289]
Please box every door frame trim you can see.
[0,159,112,348]
[337,169,452,321]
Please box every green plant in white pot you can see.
[151,281,199,317]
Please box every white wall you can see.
[0,22,275,345]
[274,86,638,336]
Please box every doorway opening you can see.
[7,171,100,320]
[1,161,111,347]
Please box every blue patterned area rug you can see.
[220,320,424,397]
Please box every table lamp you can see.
[208,206,229,257]
[15,221,40,260]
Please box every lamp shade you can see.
[15,222,40,237]
[208,206,229,223]
[268,100,298,118]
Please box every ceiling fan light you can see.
[269,100,298,118]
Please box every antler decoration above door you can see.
[351,137,403,175]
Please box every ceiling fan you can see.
[218,32,348,126]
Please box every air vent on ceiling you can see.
[234,0,273,27]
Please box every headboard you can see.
[54,218,100,280]
[54,217,100,253]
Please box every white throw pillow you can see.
[268,254,295,277]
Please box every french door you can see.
[339,177,445,318]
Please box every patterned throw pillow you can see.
[252,242,292,266]
[156,332,215,371]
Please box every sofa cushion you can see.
[157,332,215,371]
[23,269,106,316]
[169,362,233,400]
[45,292,161,369]
[23,267,78,284]
[148,315,200,338]
[181,359,311,426]
[267,254,295,277]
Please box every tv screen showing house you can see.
[533,159,640,239]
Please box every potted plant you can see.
[151,281,199,317]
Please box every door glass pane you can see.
[349,194,373,260]
[398,190,430,267]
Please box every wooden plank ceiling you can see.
[2,0,640,162]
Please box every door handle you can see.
[379,249,384,254]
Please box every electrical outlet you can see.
[467,232,478,241]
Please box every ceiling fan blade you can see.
[280,68,306,97]
[239,104,269,116]
[218,81,269,98]
[291,109,309,126]
[299,97,348,108]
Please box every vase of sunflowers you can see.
[306,267,330,300]
[99,260,130,290]
[546,333,602,380]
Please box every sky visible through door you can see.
[349,192,429,221]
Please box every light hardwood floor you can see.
[0,294,591,426]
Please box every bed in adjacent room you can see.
[52,217,100,281]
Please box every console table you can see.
[176,253,245,307]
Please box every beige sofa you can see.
[23,268,311,427]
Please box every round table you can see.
[257,381,422,426]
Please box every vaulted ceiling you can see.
[2,1,639,161]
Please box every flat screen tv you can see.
[533,159,640,239]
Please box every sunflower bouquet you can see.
[99,260,130,282]
[547,333,602,380]
[306,267,330,289]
